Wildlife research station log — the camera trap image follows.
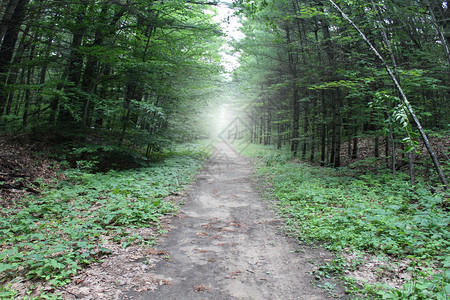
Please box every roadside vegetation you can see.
[239,143,449,299]
[0,135,211,298]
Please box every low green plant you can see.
[0,285,17,298]
[0,142,210,298]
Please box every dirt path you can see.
[126,142,345,300]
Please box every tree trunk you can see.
[22,42,35,126]
[291,88,299,156]
[3,22,30,115]
[390,127,396,179]
[120,82,136,142]
[374,135,379,158]
[34,60,48,117]
[385,135,389,168]
[352,137,358,159]
[0,0,20,44]
[284,24,300,156]
[266,98,271,145]
[302,100,309,160]
[259,112,263,144]
[334,89,342,167]
[277,122,282,149]
[0,0,29,115]
[409,152,416,186]
[310,96,316,162]
[320,91,326,166]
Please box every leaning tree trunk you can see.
[371,0,416,185]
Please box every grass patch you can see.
[239,143,449,299]
[0,142,210,298]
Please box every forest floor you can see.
[125,141,347,300]
[0,137,347,299]
[1,134,448,298]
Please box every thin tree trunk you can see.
[390,125,396,179]
[310,96,316,162]
[3,23,30,115]
[302,100,309,160]
[266,98,271,145]
[22,43,35,126]
[409,152,416,186]
[320,91,326,166]
[34,43,49,117]
[334,89,342,167]
[259,112,263,144]
[330,94,336,165]
[385,135,389,168]
[352,137,358,159]
[277,122,282,149]
[374,136,379,158]
[291,88,299,156]
[120,82,136,142]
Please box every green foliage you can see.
[371,91,419,152]
[0,143,209,296]
[241,143,449,298]
[67,143,150,172]
[0,0,225,147]
[0,285,17,298]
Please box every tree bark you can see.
[22,42,35,126]
[277,122,282,149]
[0,0,20,44]
[284,24,300,156]
[0,0,29,115]
[302,100,309,160]
[320,91,326,166]
[374,136,379,158]
[291,88,300,155]
[352,137,358,159]
[310,96,316,162]
[334,89,342,167]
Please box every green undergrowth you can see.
[239,143,449,299]
[0,142,210,298]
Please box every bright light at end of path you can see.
[201,103,237,139]
[217,104,234,135]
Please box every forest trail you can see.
[126,142,345,300]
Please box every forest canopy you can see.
[0,0,225,147]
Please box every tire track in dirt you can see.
[126,142,346,299]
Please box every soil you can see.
[0,134,63,204]
[125,142,347,300]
